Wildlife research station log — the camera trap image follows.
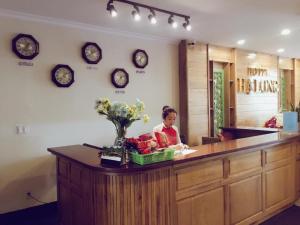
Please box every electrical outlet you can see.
[16,125,30,134]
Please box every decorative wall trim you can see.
[0,8,175,43]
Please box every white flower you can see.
[95,98,150,128]
[135,99,145,113]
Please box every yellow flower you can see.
[128,105,138,119]
[143,114,150,123]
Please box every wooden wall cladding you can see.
[279,57,293,70]
[208,45,234,63]
[179,41,208,145]
[94,168,175,225]
[235,50,278,127]
[179,40,299,140]
[57,158,93,225]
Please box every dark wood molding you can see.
[178,40,188,144]
[48,128,300,174]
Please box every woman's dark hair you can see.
[162,105,177,119]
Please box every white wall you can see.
[236,50,279,127]
[0,15,178,213]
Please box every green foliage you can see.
[290,101,300,122]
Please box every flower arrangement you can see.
[125,134,158,154]
[95,98,150,146]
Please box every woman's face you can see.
[164,112,177,127]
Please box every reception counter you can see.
[48,127,300,225]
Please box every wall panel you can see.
[236,50,278,127]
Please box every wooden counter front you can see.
[48,128,300,225]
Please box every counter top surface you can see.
[48,128,300,173]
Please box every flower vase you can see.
[114,124,129,165]
[114,125,127,147]
[121,148,129,165]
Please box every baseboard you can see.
[0,202,58,225]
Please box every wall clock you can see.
[51,64,74,88]
[111,68,129,88]
[81,42,102,64]
[12,33,39,60]
[132,49,148,69]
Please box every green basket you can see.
[130,148,176,165]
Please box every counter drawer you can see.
[228,151,262,177]
[265,144,292,165]
[175,159,223,190]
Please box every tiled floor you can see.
[1,205,299,225]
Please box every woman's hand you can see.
[182,144,189,149]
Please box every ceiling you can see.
[1,0,300,58]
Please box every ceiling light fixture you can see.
[168,15,178,29]
[107,0,118,17]
[281,29,291,36]
[237,39,245,45]
[132,5,141,21]
[148,9,157,24]
[277,48,285,53]
[106,0,191,31]
[183,18,192,31]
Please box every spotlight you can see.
[132,5,141,21]
[168,15,178,29]
[281,29,291,36]
[148,9,157,24]
[183,18,192,31]
[107,1,117,17]
[237,39,245,45]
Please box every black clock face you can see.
[12,33,39,60]
[81,42,102,64]
[111,68,129,88]
[51,64,74,88]
[132,49,148,69]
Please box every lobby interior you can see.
[0,0,300,225]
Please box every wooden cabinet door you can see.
[265,164,292,213]
[296,160,300,197]
[229,174,263,225]
[177,187,224,225]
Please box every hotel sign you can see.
[237,67,279,94]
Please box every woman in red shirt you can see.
[153,106,188,149]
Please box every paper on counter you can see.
[175,149,197,155]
